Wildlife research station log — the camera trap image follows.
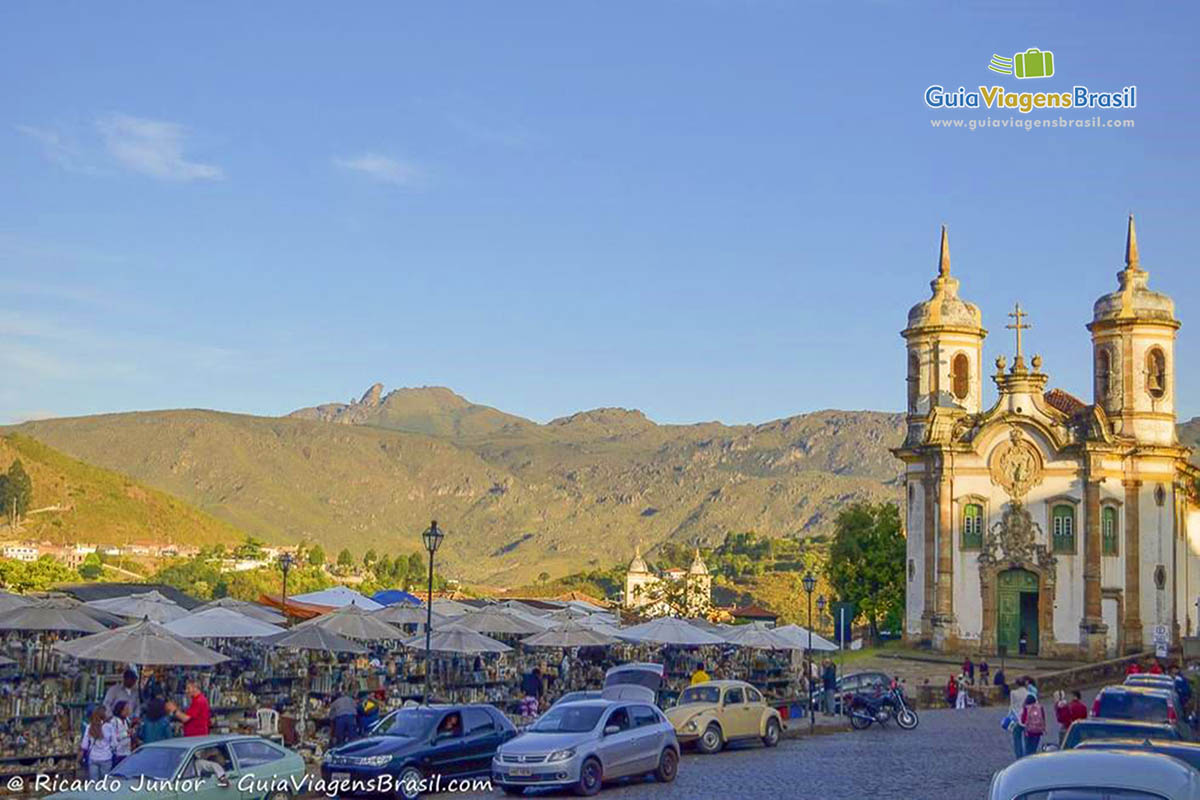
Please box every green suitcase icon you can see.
[1014,48,1054,79]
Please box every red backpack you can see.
[1024,702,1046,735]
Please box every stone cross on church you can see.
[1007,302,1030,365]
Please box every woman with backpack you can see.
[1020,693,1047,756]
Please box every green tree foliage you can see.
[827,501,905,642]
[537,571,550,584]
[225,563,331,602]
[308,544,326,566]
[407,552,424,578]
[0,459,33,524]
[336,548,354,569]
[78,551,104,580]
[363,549,377,568]
[0,555,76,592]
[153,557,228,600]
[232,536,266,560]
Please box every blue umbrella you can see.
[371,589,422,607]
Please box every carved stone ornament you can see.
[978,501,1057,573]
[989,427,1044,499]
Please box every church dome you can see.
[906,226,984,332]
[628,545,649,574]
[688,548,709,576]
[1092,216,1178,326]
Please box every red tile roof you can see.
[729,604,779,620]
[1044,388,1087,416]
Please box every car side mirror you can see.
[603,725,620,736]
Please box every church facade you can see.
[623,546,713,618]
[894,218,1200,659]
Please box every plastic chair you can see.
[256,708,282,742]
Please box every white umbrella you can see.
[293,604,402,642]
[194,597,287,625]
[402,624,512,654]
[267,625,367,654]
[53,619,229,666]
[0,599,108,633]
[86,591,188,623]
[521,621,617,648]
[618,617,726,646]
[164,607,282,639]
[456,607,548,636]
[722,624,804,651]
[772,624,839,652]
[431,599,473,617]
[371,605,448,629]
[289,587,383,610]
[0,591,31,613]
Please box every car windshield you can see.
[1017,791,1168,799]
[110,746,185,780]
[375,709,437,737]
[1096,692,1169,722]
[1066,723,1176,748]
[678,686,721,705]
[529,705,605,733]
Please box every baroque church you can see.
[623,546,713,618]
[894,218,1200,660]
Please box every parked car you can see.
[813,670,889,714]
[322,704,516,800]
[1061,718,1183,750]
[1125,674,1186,704]
[492,699,679,796]
[665,680,783,754]
[1091,684,1189,738]
[1077,738,1200,770]
[47,735,305,800]
[987,748,1200,800]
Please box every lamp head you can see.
[816,595,826,613]
[422,520,445,554]
[801,573,816,594]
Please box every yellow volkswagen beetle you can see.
[665,680,783,754]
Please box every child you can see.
[1020,693,1046,756]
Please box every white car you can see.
[988,749,1200,800]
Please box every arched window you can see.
[1101,506,1118,556]
[1146,348,1167,399]
[1051,504,1075,553]
[907,352,921,411]
[961,503,983,550]
[1096,348,1111,400]
[951,353,970,401]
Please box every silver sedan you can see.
[492,699,679,796]
[988,748,1200,800]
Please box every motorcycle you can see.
[846,683,919,731]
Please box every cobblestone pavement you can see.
[459,704,1023,800]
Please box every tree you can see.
[407,552,425,580]
[233,536,266,560]
[827,501,905,643]
[0,555,76,593]
[78,551,104,580]
[363,549,378,569]
[0,460,33,525]
[538,571,550,585]
[336,548,354,569]
[308,544,326,567]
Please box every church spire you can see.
[938,224,951,277]
[1124,214,1141,271]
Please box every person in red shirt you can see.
[1125,661,1142,676]
[1149,661,1164,675]
[167,679,211,736]
[1067,690,1089,725]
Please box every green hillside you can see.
[0,434,245,549]
[11,388,907,585]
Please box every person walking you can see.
[1020,694,1047,755]
[1053,691,1071,747]
[955,675,970,709]
[822,659,838,716]
[1067,690,1088,727]
[1007,677,1029,759]
[138,696,174,744]
[110,701,133,767]
[945,675,958,708]
[963,656,975,686]
[81,707,115,780]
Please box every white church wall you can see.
[905,472,926,636]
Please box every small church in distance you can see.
[894,218,1200,660]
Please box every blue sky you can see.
[3,2,1199,425]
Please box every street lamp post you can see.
[802,572,817,733]
[278,552,295,628]
[421,520,445,706]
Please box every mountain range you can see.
[9,385,905,585]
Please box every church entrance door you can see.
[997,569,1039,656]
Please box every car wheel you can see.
[697,723,724,754]
[573,757,603,797]
[396,765,424,800]
[654,747,678,783]
[762,717,781,747]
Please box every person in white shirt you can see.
[81,707,115,779]
[103,669,140,721]
[1008,678,1029,760]
[110,701,133,764]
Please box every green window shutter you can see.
[1102,507,1118,556]
[961,503,983,549]
[1052,505,1075,553]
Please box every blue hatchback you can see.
[321,704,516,799]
